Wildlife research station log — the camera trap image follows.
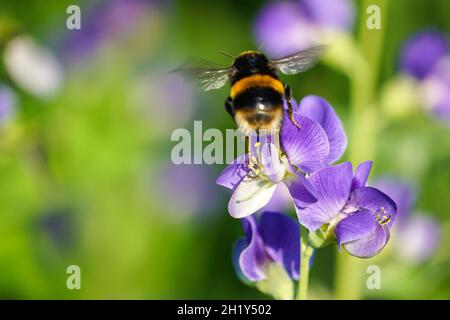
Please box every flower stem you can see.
[335,0,388,300]
[297,237,314,300]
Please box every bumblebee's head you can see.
[233,51,270,73]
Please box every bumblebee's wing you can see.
[172,58,231,91]
[189,68,230,91]
[271,45,327,75]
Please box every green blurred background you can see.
[0,0,448,299]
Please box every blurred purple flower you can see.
[0,85,17,122]
[233,211,300,281]
[253,0,355,57]
[217,95,347,218]
[394,215,440,263]
[253,2,316,58]
[298,162,398,258]
[60,0,159,63]
[400,31,449,80]
[397,30,450,124]
[301,0,355,30]
[134,73,194,133]
[421,57,450,123]
[159,164,219,219]
[39,208,75,249]
[374,177,441,263]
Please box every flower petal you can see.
[237,217,270,281]
[298,95,347,164]
[260,142,286,183]
[232,238,252,284]
[302,0,355,31]
[342,224,388,258]
[281,112,330,173]
[348,187,397,230]
[351,160,373,190]
[372,177,415,226]
[284,171,317,208]
[262,184,292,212]
[216,154,249,191]
[253,2,317,58]
[259,212,300,280]
[335,209,377,247]
[400,31,449,79]
[297,162,353,231]
[228,176,277,218]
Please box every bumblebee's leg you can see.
[246,135,250,160]
[224,96,234,120]
[284,84,301,129]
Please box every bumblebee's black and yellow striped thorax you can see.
[230,51,285,133]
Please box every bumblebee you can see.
[174,45,326,135]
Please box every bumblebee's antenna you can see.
[218,51,235,59]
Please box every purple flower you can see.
[400,31,449,80]
[394,215,440,263]
[396,31,450,124]
[420,57,450,123]
[373,177,416,227]
[217,143,318,218]
[39,208,75,249]
[298,162,398,258]
[262,184,293,213]
[217,95,347,218]
[301,0,355,31]
[374,177,441,263]
[233,211,300,282]
[60,0,159,63]
[253,2,317,58]
[0,85,17,122]
[158,164,219,220]
[285,95,347,165]
[253,0,355,57]
[134,73,195,133]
